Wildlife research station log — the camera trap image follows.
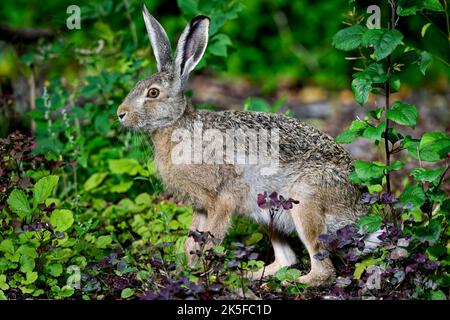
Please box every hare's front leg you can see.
[251,229,297,280]
[290,194,336,287]
[185,208,208,265]
[204,192,234,242]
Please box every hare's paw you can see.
[296,270,336,287]
[250,262,282,281]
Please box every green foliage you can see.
[333,0,449,300]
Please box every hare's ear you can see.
[174,16,210,90]
[142,4,173,72]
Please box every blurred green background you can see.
[0,0,448,138]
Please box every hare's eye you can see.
[147,88,160,98]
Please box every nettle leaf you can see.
[411,167,445,183]
[358,214,382,233]
[50,209,74,232]
[362,28,403,61]
[386,101,418,128]
[399,184,426,208]
[362,121,386,142]
[336,119,369,144]
[419,132,450,162]
[332,25,367,51]
[351,77,372,106]
[7,189,32,218]
[397,0,444,16]
[33,175,59,206]
[108,159,147,176]
[83,173,108,192]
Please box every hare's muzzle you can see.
[116,104,128,122]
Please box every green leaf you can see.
[58,285,74,297]
[83,173,108,192]
[245,232,263,245]
[332,25,367,51]
[399,184,426,208]
[351,77,372,106]
[411,167,445,183]
[362,29,403,61]
[50,209,74,232]
[0,275,9,291]
[402,136,420,160]
[367,108,383,120]
[354,258,378,279]
[353,161,385,181]
[95,235,112,249]
[7,189,31,218]
[208,34,232,57]
[19,255,35,274]
[358,214,382,233]
[397,0,444,16]
[421,23,432,37]
[23,271,38,285]
[121,288,135,299]
[0,239,14,255]
[33,175,59,206]
[412,219,442,245]
[356,63,388,83]
[17,245,38,258]
[429,290,446,300]
[386,101,418,128]
[362,121,386,142]
[419,132,450,162]
[336,120,369,143]
[177,0,198,16]
[386,160,404,171]
[47,263,63,277]
[419,51,432,75]
[109,181,133,193]
[108,159,147,176]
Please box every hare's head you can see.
[117,5,209,130]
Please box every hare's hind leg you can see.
[290,191,336,287]
[251,230,297,280]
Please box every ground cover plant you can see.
[0,0,449,300]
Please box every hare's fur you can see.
[117,6,367,286]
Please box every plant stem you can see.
[386,0,396,225]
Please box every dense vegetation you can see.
[0,0,449,300]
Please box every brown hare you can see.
[117,5,368,287]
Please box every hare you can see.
[117,5,367,287]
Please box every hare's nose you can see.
[118,112,127,121]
